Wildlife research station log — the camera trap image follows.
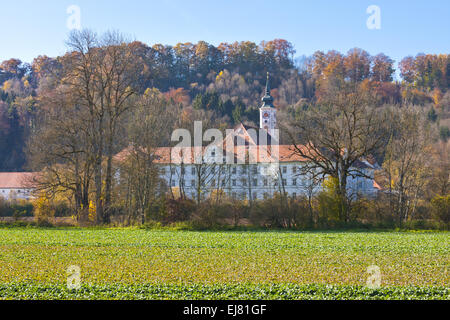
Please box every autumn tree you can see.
[63,29,140,224]
[344,48,371,83]
[286,84,387,222]
[28,83,93,222]
[382,106,432,223]
[117,89,177,224]
[371,53,395,82]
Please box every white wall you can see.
[158,162,376,200]
[0,188,33,201]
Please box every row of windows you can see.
[162,165,304,176]
[170,178,311,188]
[1,189,26,193]
[209,192,298,201]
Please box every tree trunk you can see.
[339,170,349,223]
[94,127,104,225]
[104,142,113,224]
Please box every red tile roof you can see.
[115,145,316,164]
[0,172,37,189]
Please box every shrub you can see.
[32,193,55,226]
[190,201,229,229]
[0,198,34,218]
[146,197,196,225]
[53,201,71,217]
[431,194,450,225]
[359,195,396,226]
[250,196,283,228]
[249,195,311,229]
[317,177,342,224]
[289,196,314,228]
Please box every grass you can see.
[1,283,448,300]
[0,227,448,300]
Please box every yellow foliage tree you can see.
[2,80,11,91]
[171,187,181,200]
[32,192,55,225]
[318,177,342,222]
[88,201,96,222]
[432,88,443,107]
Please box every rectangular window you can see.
[263,179,268,186]
[222,180,226,187]
[191,167,196,175]
[253,179,258,187]
[282,179,287,186]
[292,193,297,198]
[171,167,176,174]
[171,180,176,187]
[252,166,258,174]
[242,167,247,174]
[232,179,236,187]
[191,180,195,186]
[292,166,297,174]
[292,179,297,186]
[232,167,237,174]
[181,167,186,174]
[242,179,247,186]
[282,166,287,174]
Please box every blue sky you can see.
[0,0,449,69]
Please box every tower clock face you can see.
[263,112,269,119]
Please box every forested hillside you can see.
[0,37,449,171]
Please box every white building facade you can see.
[0,172,35,201]
[151,74,379,201]
[157,151,378,201]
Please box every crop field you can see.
[0,228,448,300]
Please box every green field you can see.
[0,228,448,300]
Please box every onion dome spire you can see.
[261,72,274,107]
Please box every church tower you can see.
[260,73,277,132]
